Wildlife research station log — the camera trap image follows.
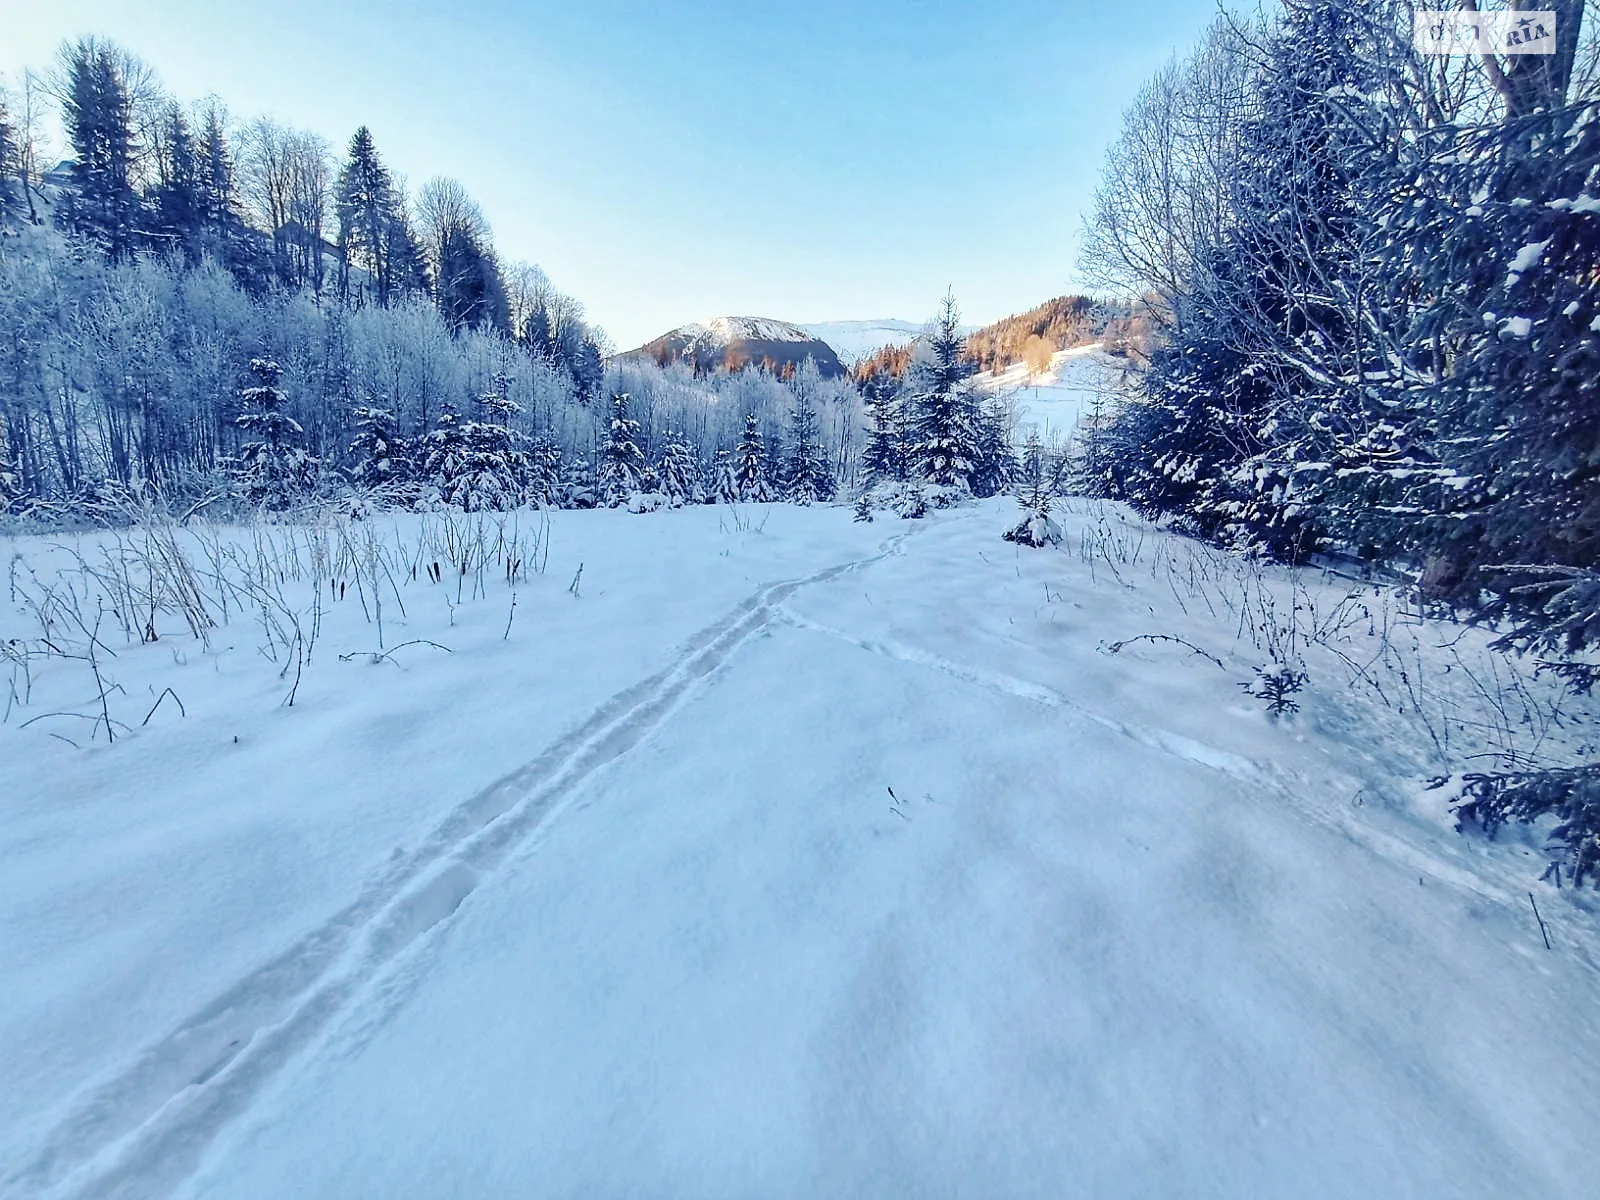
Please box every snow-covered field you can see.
[4,500,1598,1198]
[981,343,1131,444]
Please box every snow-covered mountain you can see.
[624,316,848,378]
[799,319,927,365]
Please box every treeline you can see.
[1078,0,1600,659]
[0,37,884,517]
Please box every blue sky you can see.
[2,0,1222,347]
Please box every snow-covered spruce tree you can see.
[1102,1,1389,562]
[783,395,835,504]
[1114,252,1318,560]
[525,431,563,506]
[969,397,1017,499]
[733,413,775,502]
[234,357,315,509]
[417,402,468,506]
[1004,425,1062,547]
[710,448,739,504]
[347,403,409,490]
[1376,102,1600,618]
[598,390,646,506]
[437,383,532,512]
[903,292,984,492]
[859,367,905,484]
[654,430,704,506]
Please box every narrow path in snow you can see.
[8,534,915,1200]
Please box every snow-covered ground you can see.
[980,343,1131,445]
[4,500,1598,1198]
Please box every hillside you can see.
[623,316,847,378]
[852,295,1138,382]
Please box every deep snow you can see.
[3,500,1598,1199]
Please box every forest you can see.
[0,39,1020,521]
[1075,0,1598,666]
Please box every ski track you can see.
[4,535,912,1200]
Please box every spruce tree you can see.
[525,431,563,505]
[57,39,140,260]
[598,391,645,505]
[783,396,835,504]
[151,104,202,261]
[418,402,468,504]
[335,127,413,306]
[235,357,315,508]
[859,367,905,484]
[655,430,704,505]
[347,403,408,489]
[0,97,18,222]
[733,414,774,502]
[904,293,984,490]
[969,397,1016,499]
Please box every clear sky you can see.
[1,0,1223,347]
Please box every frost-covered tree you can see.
[783,395,835,504]
[969,397,1016,499]
[733,413,775,502]
[347,403,408,489]
[710,448,739,504]
[430,382,531,511]
[598,390,645,505]
[903,293,984,490]
[417,402,468,503]
[858,368,905,484]
[235,357,315,508]
[655,430,704,505]
[525,431,563,505]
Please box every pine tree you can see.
[235,357,315,508]
[347,403,408,489]
[655,430,704,505]
[904,293,984,490]
[151,104,202,261]
[0,96,19,222]
[969,397,1016,499]
[733,414,774,502]
[710,448,739,504]
[418,402,468,504]
[859,367,905,484]
[57,39,140,260]
[525,431,563,505]
[598,391,645,505]
[335,127,414,306]
[783,396,835,504]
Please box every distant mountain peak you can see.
[623,315,846,378]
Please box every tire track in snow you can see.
[5,537,912,1200]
